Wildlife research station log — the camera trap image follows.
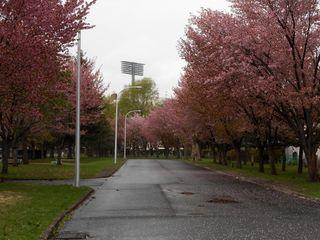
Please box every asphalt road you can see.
[57,160,320,240]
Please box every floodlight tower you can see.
[121,61,145,84]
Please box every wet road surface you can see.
[57,160,320,240]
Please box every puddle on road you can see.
[207,196,239,204]
[55,231,90,240]
[180,192,196,195]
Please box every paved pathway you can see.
[57,160,320,240]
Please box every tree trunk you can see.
[258,146,265,173]
[175,146,180,159]
[304,146,319,182]
[50,146,55,158]
[41,144,45,159]
[298,146,303,174]
[67,143,73,159]
[31,142,36,160]
[57,146,62,165]
[57,143,64,166]
[211,145,217,163]
[282,148,286,172]
[222,148,228,166]
[267,146,277,175]
[22,140,29,164]
[164,147,169,159]
[234,145,242,169]
[1,140,10,174]
[12,146,18,167]
[217,150,222,165]
[191,140,201,162]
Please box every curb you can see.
[186,161,320,205]
[94,159,127,179]
[40,188,95,240]
[40,160,127,240]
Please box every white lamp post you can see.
[124,110,141,159]
[114,86,142,164]
[75,31,81,188]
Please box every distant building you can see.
[285,146,320,166]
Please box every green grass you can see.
[0,157,125,180]
[186,159,320,199]
[0,183,90,240]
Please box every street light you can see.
[75,31,81,188]
[124,110,141,159]
[114,86,142,164]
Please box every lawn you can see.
[0,157,125,180]
[0,183,90,240]
[187,159,320,199]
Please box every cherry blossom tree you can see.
[126,115,148,156]
[51,58,105,164]
[144,101,181,158]
[177,1,320,180]
[230,0,320,181]
[0,0,95,173]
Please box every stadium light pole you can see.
[114,86,142,164]
[124,110,141,159]
[75,31,81,188]
[121,61,145,84]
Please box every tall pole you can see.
[114,95,119,164]
[75,31,81,188]
[124,116,127,159]
[131,62,135,85]
[114,87,141,165]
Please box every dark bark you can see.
[222,147,228,166]
[258,145,265,173]
[50,146,54,158]
[217,150,223,165]
[41,144,45,159]
[1,140,10,174]
[12,146,18,167]
[31,142,36,160]
[164,147,169,159]
[282,148,286,172]
[267,146,277,175]
[234,145,242,169]
[298,146,303,174]
[211,145,217,163]
[57,146,62,165]
[304,146,319,181]
[191,140,201,162]
[67,143,73,159]
[22,140,29,164]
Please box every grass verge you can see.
[0,183,90,240]
[0,157,125,180]
[186,159,320,199]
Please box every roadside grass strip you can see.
[0,183,90,240]
[0,157,125,180]
[187,159,320,199]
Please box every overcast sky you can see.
[81,0,230,98]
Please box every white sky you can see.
[81,0,230,98]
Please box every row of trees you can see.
[123,0,320,182]
[0,0,108,174]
